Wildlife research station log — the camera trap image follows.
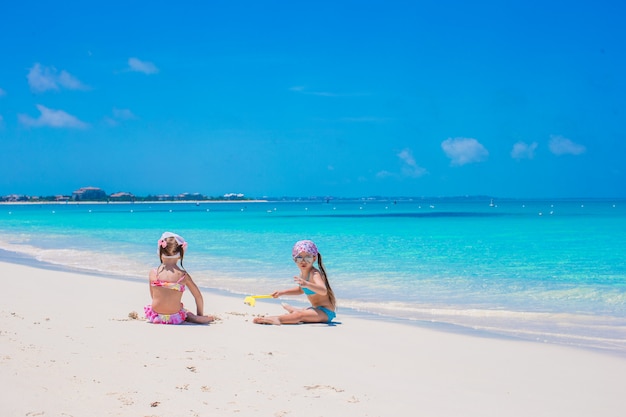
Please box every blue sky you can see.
[1,0,625,199]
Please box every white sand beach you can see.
[2,261,625,417]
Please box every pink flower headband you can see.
[158,232,188,252]
[292,240,318,258]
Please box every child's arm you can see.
[148,269,156,298]
[272,287,303,297]
[185,275,205,316]
[296,271,327,295]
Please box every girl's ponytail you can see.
[317,253,336,309]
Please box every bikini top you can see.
[151,274,186,292]
[300,271,316,295]
[302,286,316,295]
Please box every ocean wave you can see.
[338,299,626,353]
[0,239,149,279]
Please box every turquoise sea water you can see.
[1,198,625,354]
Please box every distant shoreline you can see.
[0,200,269,205]
[1,196,624,205]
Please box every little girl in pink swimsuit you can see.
[144,232,214,325]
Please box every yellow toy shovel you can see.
[243,294,273,307]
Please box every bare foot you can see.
[253,316,282,325]
[187,313,215,324]
[280,302,302,313]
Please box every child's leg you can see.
[253,316,282,325]
[186,312,215,324]
[253,307,328,325]
[280,303,304,313]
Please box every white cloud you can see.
[548,135,586,156]
[289,85,370,98]
[18,104,89,128]
[112,108,136,120]
[376,149,428,179]
[57,70,86,90]
[27,63,88,93]
[340,116,390,123]
[441,137,489,166]
[289,86,337,97]
[127,58,159,74]
[105,108,137,126]
[511,141,538,160]
[397,148,427,177]
[104,107,137,126]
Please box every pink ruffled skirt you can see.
[144,305,187,325]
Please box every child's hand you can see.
[294,275,305,286]
[272,291,281,298]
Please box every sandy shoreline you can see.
[2,261,625,417]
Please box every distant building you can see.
[72,187,107,201]
[177,192,205,200]
[153,193,207,201]
[109,192,135,201]
[223,193,245,199]
[2,194,28,202]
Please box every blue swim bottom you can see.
[308,306,336,323]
